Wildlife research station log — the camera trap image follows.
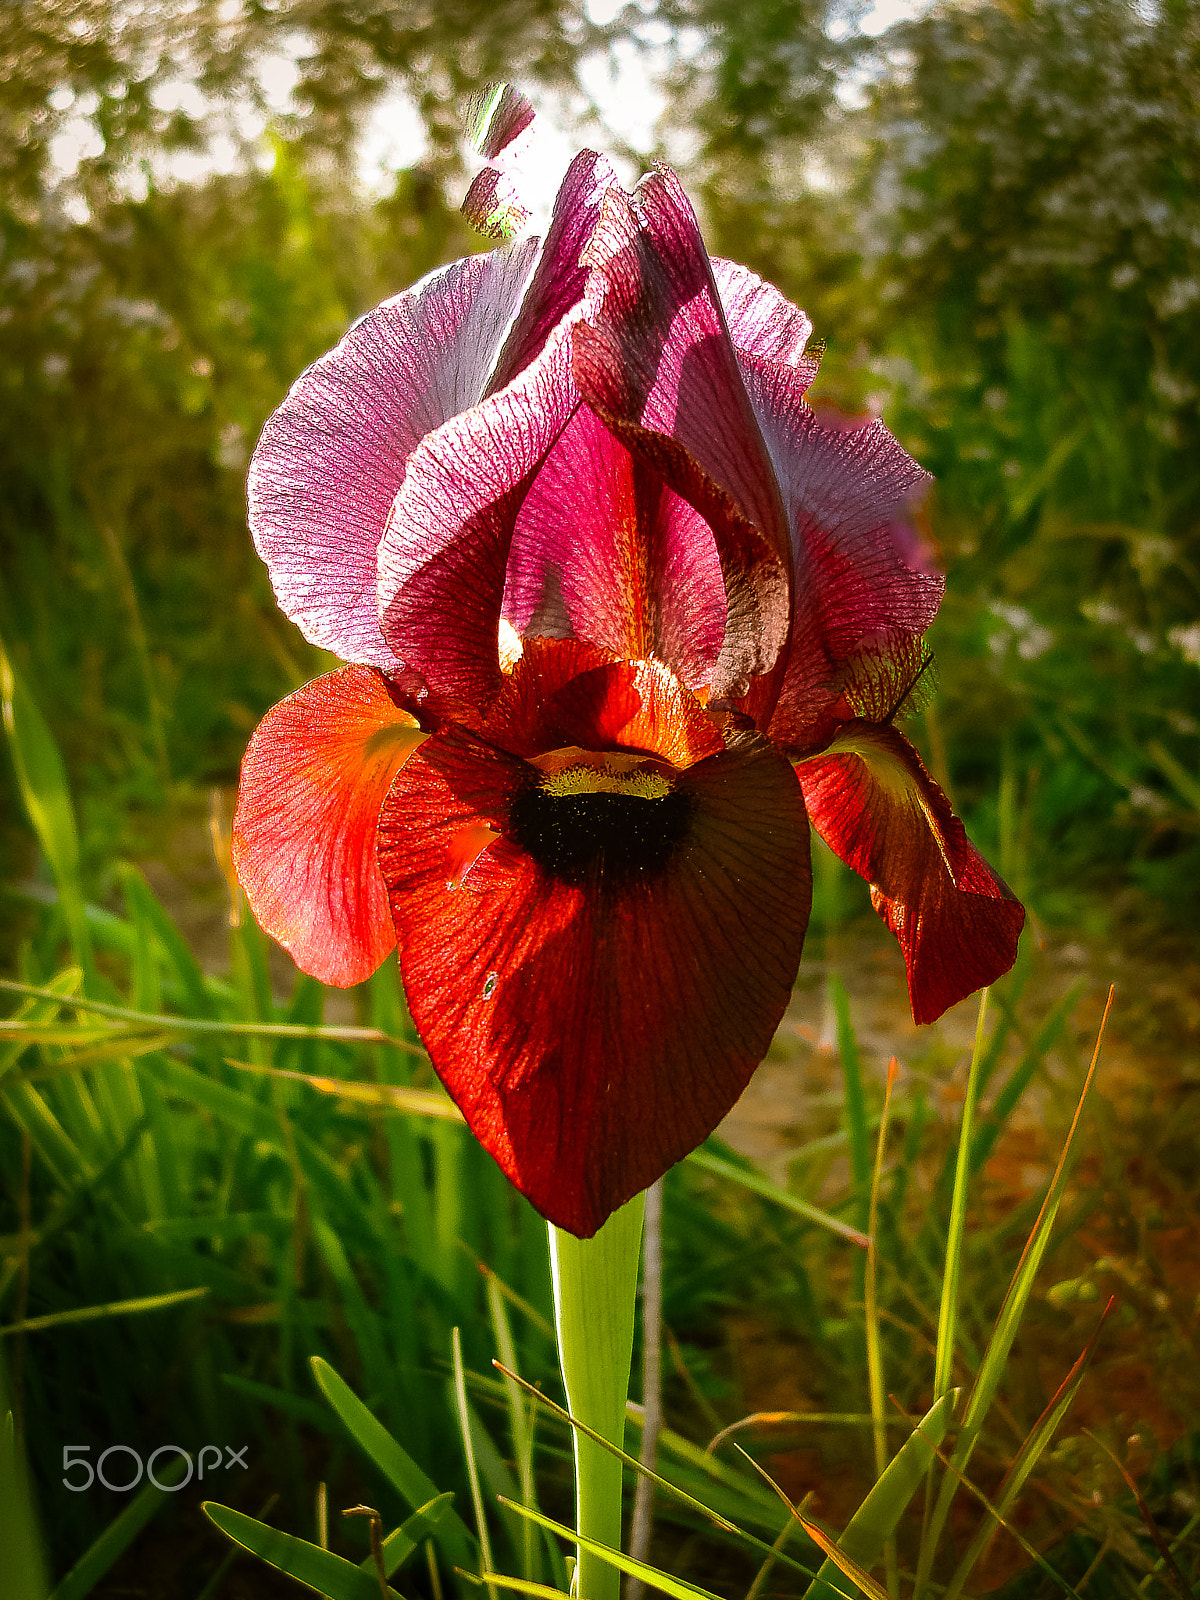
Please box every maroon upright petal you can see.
[572,170,792,701]
[248,241,541,669]
[796,721,1024,1024]
[379,713,810,1236]
[232,667,427,986]
[377,322,578,708]
[503,402,726,691]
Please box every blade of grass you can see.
[831,976,871,1227]
[942,1302,1114,1600]
[225,1058,461,1119]
[0,637,95,986]
[498,1499,724,1600]
[48,1450,190,1600]
[934,990,990,1403]
[1,1407,47,1600]
[452,1327,497,1600]
[2,1285,208,1337]
[916,987,1113,1600]
[462,1578,569,1600]
[865,1057,900,1599]
[783,1391,959,1600]
[684,1150,869,1247]
[374,1495,457,1580]
[117,862,215,1019]
[493,1363,822,1584]
[310,1357,473,1570]
[894,1397,1083,1600]
[203,1501,403,1600]
[485,1269,540,1583]
[0,979,423,1051]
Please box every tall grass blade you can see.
[916,987,1113,1597]
[941,1302,1114,1600]
[485,1269,540,1583]
[2,1286,209,1337]
[865,1058,899,1599]
[203,1500,403,1599]
[830,977,871,1217]
[685,1150,869,1247]
[0,639,95,985]
[0,979,421,1051]
[467,1580,569,1600]
[494,1363,822,1584]
[934,991,990,1403]
[310,1357,473,1569]
[784,1390,959,1600]
[452,1326,497,1600]
[1,1408,47,1600]
[497,1500,724,1600]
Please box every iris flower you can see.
[233,147,1023,1237]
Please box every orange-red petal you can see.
[796,722,1024,1024]
[232,667,426,986]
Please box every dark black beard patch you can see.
[510,782,695,887]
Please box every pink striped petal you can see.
[797,722,1024,1024]
[572,170,792,701]
[248,241,541,668]
[712,258,819,373]
[737,371,943,750]
[489,150,619,392]
[503,402,726,691]
[377,322,578,707]
[231,667,426,987]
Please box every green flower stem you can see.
[548,1194,645,1600]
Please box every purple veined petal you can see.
[711,258,819,374]
[377,319,579,707]
[737,358,944,749]
[503,401,726,691]
[572,169,793,702]
[487,148,619,394]
[248,237,541,668]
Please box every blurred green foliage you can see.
[697,0,1200,929]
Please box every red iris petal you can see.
[479,640,724,769]
[489,150,619,393]
[504,403,726,692]
[378,675,811,1236]
[712,257,819,374]
[232,667,426,987]
[572,170,792,702]
[796,722,1024,1024]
